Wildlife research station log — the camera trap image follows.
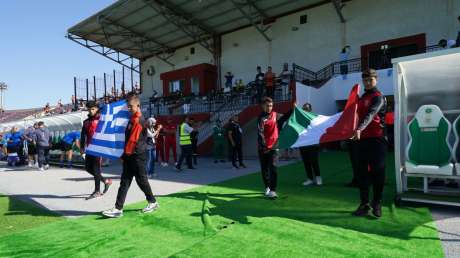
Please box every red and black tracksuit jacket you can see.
[357,87,386,139]
[80,113,100,151]
[257,110,292,151]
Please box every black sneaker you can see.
[214,160,218,163]
[239,163,247,168]
[175,166,183,172]
[371,202,382,218]
[352,204,370,217]
[86,191,102,200]
[188,166,196,170]
[220,160,225,163]
[103,179,112,194]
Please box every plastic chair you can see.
[405,105,453,175]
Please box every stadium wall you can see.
[141,0,460,106]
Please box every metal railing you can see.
[293,44,445,88]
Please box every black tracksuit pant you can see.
[299,145,321,180]
[177,144,193,169]
[348,140,360,184]
[115,153,156,210]
[259,149,278,191]
[357,137,387,205]
[231,143,243,167]
[85,154,105,193]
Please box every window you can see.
[191,77,200,95]
[169,80,185,93]
[300,15,307,24]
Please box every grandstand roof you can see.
[68,0,344,64]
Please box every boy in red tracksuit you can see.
[164,118,177,165]
[257,97,292,199]
[103,94,158,218]
[80,101,112,200]
[351,69,387,218]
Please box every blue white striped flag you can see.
[86,100,130,159]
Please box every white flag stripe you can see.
[87,144,124,157]
[91,133,126,142]
[291,113,342,148]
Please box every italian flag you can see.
[278,84,360,149]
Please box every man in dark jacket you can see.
[228,115,246,169]
[103,94,158,218]
[34,121,51,171]
[257,97,292,199]
[80,101,112,200]
[351,69,387,218]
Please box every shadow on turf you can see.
[167,190,439,241]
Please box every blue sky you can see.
[0,0,121,110]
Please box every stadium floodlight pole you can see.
[104,73,107,97]
[131,63,134,92]
[113,69,116,96]
[0,82,7,111]
[122,66,125,96]
[86,78,89,102]
[93,76,97,100]
[73,77,77,111]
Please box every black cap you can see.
[362,68,378,78]
[86,101,98,109]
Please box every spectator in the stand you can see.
[146,117,161,178]
[190,118,199,166]
[299,103,322,186]
[44,103,51,116]
[155,122,166,167]
[183,95,191,114]
[255,66,265,103]
[59,131,81,168]
[34,121,51,171]
[225,72,234,90]
[212,119,226,163]
[164,118,177,166]
[340,46,351,75]
[438,39,456,49]
[235,79,245,93]
[280,63,291,99]
[228,115,246,169]
[264,66,275,99]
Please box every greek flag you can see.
[86,100,130,159]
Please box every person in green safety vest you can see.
[175,116,195,171]
[212,119,226,163]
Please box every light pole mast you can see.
[0,82,8,111]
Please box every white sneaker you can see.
[102,208,123,218]
[142,202,159,213]
[264,187,271,196]
[38,167,45,172]
[267,191,278,199]
[315,176,323,186]
[28,162,33,167]
[302,179,314,186]
[44,164,50,170]
[162,162,168,167]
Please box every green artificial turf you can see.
[0,152,443,258]
[0,195,62,237]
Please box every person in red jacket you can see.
[103,94,158,218]
[257,97,292,199]
[80,101,112,200]
[164,118,177,165]
[351,69,387,218]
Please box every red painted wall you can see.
[160,63,217,96]
[360,33,426,69]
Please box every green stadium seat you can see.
[453,115,460,172]
[405,105,453,175]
